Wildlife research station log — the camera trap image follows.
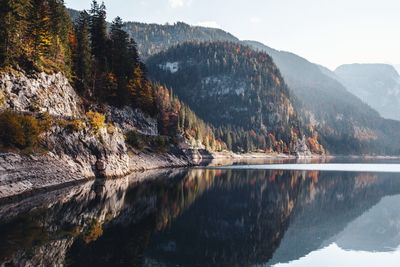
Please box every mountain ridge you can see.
[118,18,400,154]
[335,63,400,121]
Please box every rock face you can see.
[293,137,312,157]
[0,71,82,117]
[0,153,86,200]
[44,124,130,178]
[105,106,158,136]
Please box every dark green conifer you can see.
[0,0,31,66]
[75,11,93,96]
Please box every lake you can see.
[1,159,400,266]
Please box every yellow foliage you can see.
[0,112,42,150]
[86,111,105,133]
[0,91,5,107]
[56,118,86,132]
[82,220,103,244]
[307,136,325,155]
[68,119,86,132]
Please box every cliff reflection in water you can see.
[1,168,400,266]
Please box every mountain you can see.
[66,10,400,155]
[334,64,400,121]
[146,42,322,154]
[147,42,293,130]
[131,20,400,154]
[123,21,239,60]
[68,9,238,61]
[394,64,400,75]
[242,41,400,154]
[67,8,81,22]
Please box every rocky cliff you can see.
[0,71,82,117]
[0,70,192,200]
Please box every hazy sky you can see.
[65,0,400,70]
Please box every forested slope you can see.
[147,42,323,154]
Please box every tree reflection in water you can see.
[0,168,400,266]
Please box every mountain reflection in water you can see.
[1,167,400,266]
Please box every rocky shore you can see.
[0,151,192,202]
[0,70,197,201]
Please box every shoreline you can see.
[211,151,326,159]
[0,150,319,202]
[1,151,400,203]
[0,151,191,203]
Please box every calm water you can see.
[1,161,400,266]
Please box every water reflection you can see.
[0,167,400,266]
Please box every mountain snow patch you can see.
[159,62,179,73]
[201,76,246,96]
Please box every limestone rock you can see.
[105,106,158,136]
[0,71,82,117]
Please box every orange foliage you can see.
[307,135,324,155]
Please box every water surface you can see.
[1,160,400,266]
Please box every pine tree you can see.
[48,0,69,38]
[226,132,232,150]
[110,17,129,74]
[75,11,92,96]
[138,81,155,115]
[110,16,131,105]
[48,0,73,68]
[127,64,145,106]
[88,1,109,100]
[127,38,140,70]
[0,0,31,66]
[89,0,108,68]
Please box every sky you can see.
[64,0,400,70]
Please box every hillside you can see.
[394,65,400,76]
[147,42,323,154]
[123,22,239,60]
[335,64,400,121]
[67,8,81,22]
[243,41,400,154]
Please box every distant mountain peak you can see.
[335,63,400,121]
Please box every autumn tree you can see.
[29,0,52,59]
[48,0,73,69]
